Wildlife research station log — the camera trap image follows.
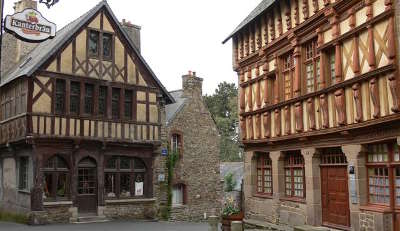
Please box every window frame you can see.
[88,29,114,61]
[88,29,100,58]
[255,153,273,196]
[112,88,121,119]
[70,81,81,115]
[170,132,183,158]
[42,155,70,201]
[84,83,94,115]
[284,152,305,199]
[98,85,108,117]
[55,79,66,115]
[281,52,294,101]
[172,183,186,206]
[104,156,146,199]
[124,89,133,119]
[102,32,113,61]
[18,156,29,191]
[326,48,336,86]
[303,40,320,94]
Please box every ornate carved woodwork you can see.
[240,116,247,140]
[239,69,245,83]
[247,67,252,81]
[269,14,275,41]
[352,83,363,122]
[335,88,346,125]
[369,77,380,118]
[388,72,399,112]
[284,105,290,135]
[247,83,253,111]
[294,0,300,26]
[263,112,271,138]
[293,41,301,97]
[239,33,244,59]
[250,25,255,54]
[240,86,245,113]
[274,109,281,136]
[312,0,319,13]
[256,22,262,50]
[256,80,261,109]
[285,0,291,30]
[295,102,303,132]
[307,98,316,130]
[277,4,283,37]
[247,116,254,140]
[320,93,329,128]
[245,30,250,57]
[255,114,261,139]
[263,15,268,46]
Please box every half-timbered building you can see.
[224,0,400,230]
[0,0,173,223]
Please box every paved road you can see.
[0,221,212,231]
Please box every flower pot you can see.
[221,212,244,231]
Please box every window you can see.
[70,81,80,115]
[55,79,66,114]
[84,84,94,115]
[172,184,185,206]
[124,90,133,119]
[88,30,99,57]
[282,53,294,101]
[284,152,305,198]
[328,50,336,86]
[104,156,146,198]
[366,143,400,205]
[171,133,182,156]
[112,88,120,119]
[103,33,113,60]
[18,157,29,190]
[256,153,272,195]
[88,30,113,60]
[304,40,320,93]
[99,86,107,117]
[42,156,69,200]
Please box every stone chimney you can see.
[1,0,38,78]
[182,71,203,98]
[121,19,141,52]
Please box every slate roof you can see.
[1,0,174,104]
[165,90,187,124]
[222,0,274,44]
[220,162,244,191]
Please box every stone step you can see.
[244,219,293,231]
[72,215,110,224]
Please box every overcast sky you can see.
[3,0,261,95]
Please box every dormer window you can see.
[88,29,113,60]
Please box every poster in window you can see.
[135,182,143,196]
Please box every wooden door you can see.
[77,157,97,214]
[321,166,350,228]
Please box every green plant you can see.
[224,172,237,192]
[222,196,240,216]
[0,211,28,224]
[162,147,178,220]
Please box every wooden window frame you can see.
[70,81,81,115]
[84,83,94,115]
[326,48,336,87]
[88,29,100,58]
[255,153,273,196]
[284,152,305,199]
[55,79,66,115]
[111,88,121,119]
[170,132,183,158]
[87,29,114,61]
[282,52,294,101]
[366,142,400,209]
[124,89,133,119]
[104,156,146,199]
[98,85,108,117]
[42,155,70,201]
[18,156,29,191]
[102,32,113,61]
[303,40,320,94]
[172,183,187,206]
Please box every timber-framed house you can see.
[0,0,173,223]
[224,0,400,230]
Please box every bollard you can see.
[208,215,219,231]
[231,221,243,231]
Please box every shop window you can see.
[172,184,186,206]
[256,153,272,195]
[124,90,133,119]
[42,155,69,200]
[70,81,80,115]
[84,84,94,115]
[18,156,29,191]
[171,133,183,157]
[55,79,66,114]
[98,86,107,117]
[284,152,305,198]
[304,40,320,93]
[104,156,146,198]
[366,143,400,205]
[112,88,120,119]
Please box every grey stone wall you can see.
[166,74,222,221]
[103,201,157,220]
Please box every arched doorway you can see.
[77,157,97,214]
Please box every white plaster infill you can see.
[43,201,73,206]
[105,198,156,204]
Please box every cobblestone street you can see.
[0,221,211,231]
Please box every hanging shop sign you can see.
[4,8,56,42]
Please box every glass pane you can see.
[103,33,112,59]
[89,30,99,56]
[70,82,80,114]
[105,157,116,169]
[120,173,131,197]
[43,173,52,199]
[105,173,116,197]
[124,90,133,118]
[56,173,67,197]
[99,86,107,116]
[56,157,67,169]
[55,80,65,114]
[120,157,131,169]
[135,173,144,196]
[112,88,120,119]
[19,157,28,190]
[85,84,94,114]
[134,158,145,170]
[45,157,56,169]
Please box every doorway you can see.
[77,157,97,214]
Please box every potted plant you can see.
[221,195,243,231]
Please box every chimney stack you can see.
[121,19,141,52]
[182,70,203,98]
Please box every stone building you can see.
[0,0,173,224]
[165,71,222,221]
[224,0,400,230]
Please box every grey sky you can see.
[3,0,261,95]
